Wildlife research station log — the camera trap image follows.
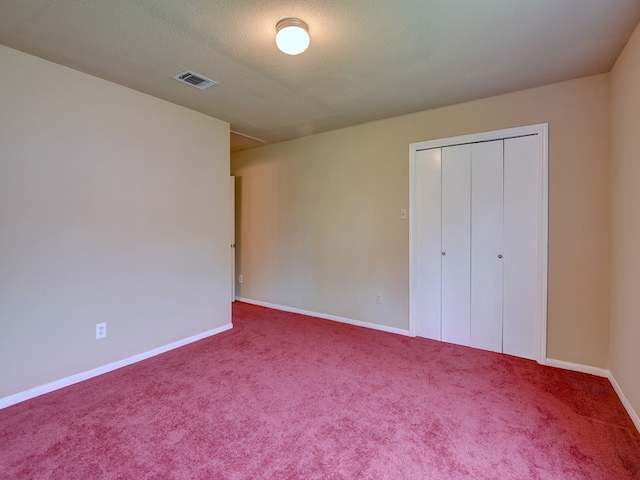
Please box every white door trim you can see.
[230,176,236,303]
[409,123,549,364]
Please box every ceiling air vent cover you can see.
[173,70,217,90]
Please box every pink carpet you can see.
[1,302,639,479]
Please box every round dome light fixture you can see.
[275,18,310,55]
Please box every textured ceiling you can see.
[1,1,640,152]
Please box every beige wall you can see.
[610,23,640,421]
[0,46,231,399]
[232,74,610,368]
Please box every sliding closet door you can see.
[503,135,539,360]
[470,141,504,353]
[441,145,471,346]
[414,148,442,340]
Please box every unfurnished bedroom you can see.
[1,1,640,478]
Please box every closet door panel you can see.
[504,135,539,360]
[415,148,442,339]
[441,144,471,346]
[470,141,504,353]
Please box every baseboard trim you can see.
[607,372,640,433]
[0,323,233,410]
[546,358,639,433]
[236,297,412,337]
[545,358,609,378]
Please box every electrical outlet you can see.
[96,322,106,339]
[376,293,382,304]
[239,274,243,283]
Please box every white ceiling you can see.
[1,1,639,152]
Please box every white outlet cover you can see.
[96,322,106,339]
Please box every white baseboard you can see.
[607,372,640,433]
[546,357,639,433]
[545,358,609,377]
[0,323,233,410]
[235,297,412,337]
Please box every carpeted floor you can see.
[1,302,639,479]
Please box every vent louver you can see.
[173,70,217,90]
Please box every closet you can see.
[410,125,547,363]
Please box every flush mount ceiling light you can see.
[275,18,310,55]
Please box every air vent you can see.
[173,70,217,90]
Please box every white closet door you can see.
[470,141,504,353]
[503,135,539,360]
[441,144,471,346]
[414,148,442,339]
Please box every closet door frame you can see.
[409,123,548,365]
